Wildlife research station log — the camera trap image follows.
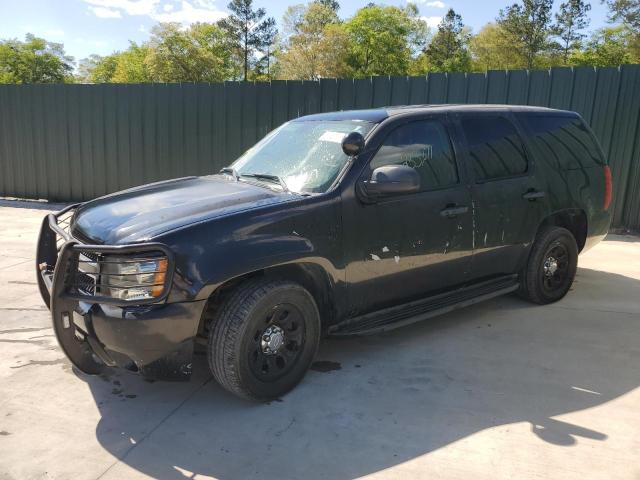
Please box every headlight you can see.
[99,256,169,301]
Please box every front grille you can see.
[76,253,100,296]
[55,209,74,251]
[75,271,97,296]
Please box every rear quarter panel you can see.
[516,112,611,249]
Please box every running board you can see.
[329,275,519,336]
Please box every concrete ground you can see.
[0,200,639,480]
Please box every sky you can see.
[0,0,612,64]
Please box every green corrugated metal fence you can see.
[1,65,639,230]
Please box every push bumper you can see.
[36,206,206,380]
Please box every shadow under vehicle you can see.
[81,266,639,479]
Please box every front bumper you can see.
[36,206,206,380]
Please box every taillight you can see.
[603,165,612,211]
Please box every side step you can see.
[329,275,519,336]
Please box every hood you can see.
[72,176,296,244]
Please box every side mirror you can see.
[360,165,421,198]
[342,131,365,156]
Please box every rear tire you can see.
[207,278,320,401]
[519,226,578,305]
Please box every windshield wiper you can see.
[240,173,289,192]
[220,167,240,181]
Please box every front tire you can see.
[519,226,578,304]
[207,278,320,401]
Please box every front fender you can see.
[157,194,344,304]
[195,233,338,300]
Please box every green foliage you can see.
[78,24,238,83]
[0,34,74,84]
[552,0,591,63]
[313,0,340,11]
[497,0,555,69]
[470,23,522,70]
[605,0,640,61]
[422,9,471,72]
[219,0,277,80]
[275,2,349,79]
[570,25,633,65]
[5,0,640,85]
[606,0,640,32]
[343,4,429,77]
[110,43,152,83]
[79,49,149,84]
[77,54,114,83]
[146,23,238,82]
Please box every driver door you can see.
[343,116,474,316]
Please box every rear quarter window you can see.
[517,114,605,170]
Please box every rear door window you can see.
[517,114,605,169]
[460,116,529,182]
[371,119,459,191]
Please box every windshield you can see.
[230,120,374,194]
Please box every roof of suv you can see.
[294,104,575,123]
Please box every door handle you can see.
[440,205,469,218]
[522,190,546,201]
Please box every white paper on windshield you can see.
[319,131,346,143]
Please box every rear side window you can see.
[371,120,459,191]
[517,114,605,170]
[461,116,528,182]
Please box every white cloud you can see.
[84,0,160,16]
[150,1,226,24]
[421,16,443,28]
[89,6,123,18]
[138,24,147,32]
[83,0,226,25]
[425,1,446,7]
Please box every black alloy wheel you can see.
[247,303,306,383]
[519,226,578,305]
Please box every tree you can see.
[257,17,278,79]
[570,25,633,65]
[497,0,554,69]
[275,1,349,79]
[0,34,74,83]
[605,0,640,61]
[79,46,151,84]
[281,4,307,39]
[605,0,640,32]
[111,43,152,83]
[80,23,240,83]
[553,0,591,63]
[343,4,429,77]
[146,23,239,82]
[424,9,471,72]
[220,0,277,81]
[77,54,111,83]
[314,0,340,11]
[470,22,524,70]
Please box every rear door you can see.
[455,112,547,280]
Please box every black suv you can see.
[37,105,612,401]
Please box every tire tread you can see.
[207,277,315,400]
